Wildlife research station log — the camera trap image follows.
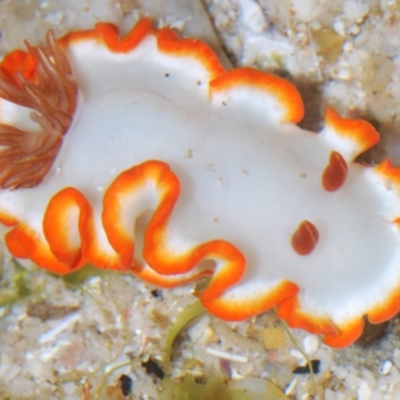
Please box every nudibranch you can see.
[1,18,400,348]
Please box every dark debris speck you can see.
[292,359,320,375]
[141,358,164,380]
[119,374,133,396]
[151,289,161,298]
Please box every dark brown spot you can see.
[119,374,133,396]
[322,151,348,192]
[291,220,319,256]
[141,358,164,380]
[0,30,77,189]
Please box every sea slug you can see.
[0,18,399,348]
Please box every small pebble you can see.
[333,19,345,36]
[290,349,305,360]
[285,377,297,395]
[343,41,354,52]
[357,380,371,400]
[261,326,286,350]
[349,24,361,35]
[302,334,319,355]
[380,360,392,375]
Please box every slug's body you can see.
[1,19,400,348]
